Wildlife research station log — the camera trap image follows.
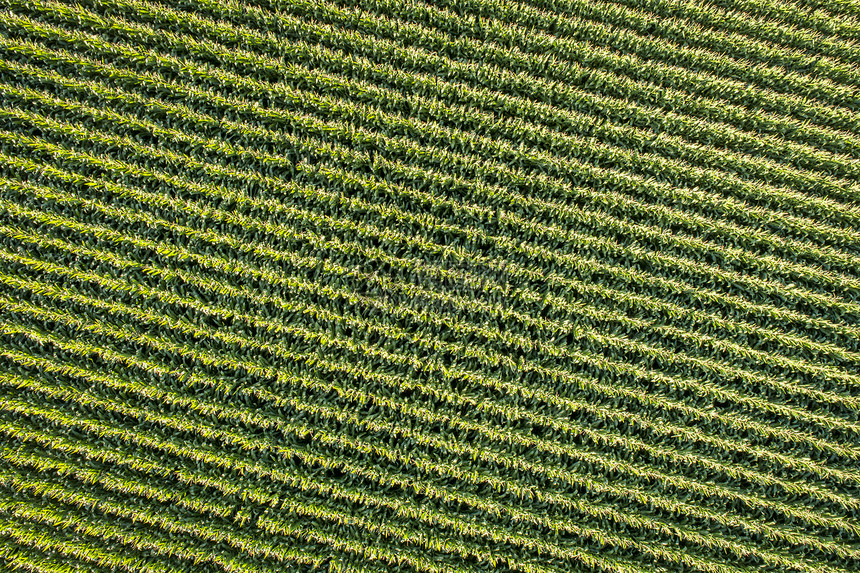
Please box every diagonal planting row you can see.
[3,171,856,572]
[2,197,857,474]
[9,0,860,219]
[0,362,724,572]
[0,458,351,573]
[0,282,856,572]
[1,232,858,501]
[1,58,860,444]
[1,0,859,571]
[3,115,860,426]
[2,71,859,380]
[1,21,857,267]
[3,84,860,373]
[529,0,860,70]
[321,0,860,107]
[96,0,860,137]
[4,146,860,450]
[130,0,860,181]
[129,0,860,154]
[1,38,860,348]
[64,0,860,203]
[0,319,855,573]
[4,205,860,470]
[3,224,856,525]
[0,182,856,528]
[3,113,859,410]
[0,76,855,369]
[3,95,856,442]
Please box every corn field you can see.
[0,0,859,571]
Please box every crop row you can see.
[1,505,208,573]
[0,236,857,538]
[5,151,860,455]
[7,0,860,227]
[2,1,858,572]
[1,266,852,564]
[4,122,860,427]
[699,0,860,41]
[5,207,860,480]
[112,0,860,147]
[2,103,859,401]
[10,0,860,219]
[3,230,858,500]
[542,0,860,67]
[5,265,854,528]
[3,72,856,336]
[0,444,650,573]
[123,0,860,134]
[1,80,852,368]
[150,0,860,175]
[0,382,721,573]
[3,45,860,346]
[0,463,350,573]
[3,203,857,482]
[320,0,860,104]
[0,340,853,572]
[4,92,860,380]
[3,172,858,475]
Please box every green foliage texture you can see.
[0,0,859,571]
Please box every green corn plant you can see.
[0,285,856,546]
[1,192,855,470]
